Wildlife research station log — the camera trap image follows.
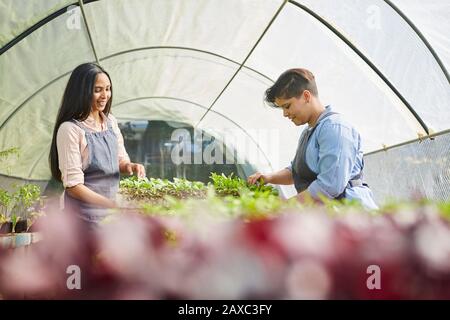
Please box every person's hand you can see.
[124,162,146,178]
[247,172,271,185]
[294,191,323,205]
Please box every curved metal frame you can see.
[0,172,48,183]
[289,1,429,135]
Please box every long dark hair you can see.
[49,63,113,182]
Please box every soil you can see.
[0,220,28,234]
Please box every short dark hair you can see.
[265,68,318,107]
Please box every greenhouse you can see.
[0,0,449,300]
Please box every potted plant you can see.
[0,188,12,234]
[0,184,42,249]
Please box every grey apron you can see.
[64,118,120,225]
[291,111,364,199]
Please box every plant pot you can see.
[0,220,28,234]
[15,220,28,233]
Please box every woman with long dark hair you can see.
[49,63,145,225]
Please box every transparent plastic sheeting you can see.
[392,0,450,73]
[83,0,283,63]
[0,8,95,181]
[298,0,450,133]
[245,2,426,150]
[101,49,239,111]
[0,76,70,180]
[0,8,95,124]
[112,98,206,126]
[199,70,302,172]
[364,131,450,204]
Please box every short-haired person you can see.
[248,68,378,210]
[49,63,146,226]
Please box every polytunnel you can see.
[1,0,450,203]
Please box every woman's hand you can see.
[247,172,272,185]
[122,162,146,178]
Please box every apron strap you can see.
[71,115,113,132]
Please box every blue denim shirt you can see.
[287,105,378,210]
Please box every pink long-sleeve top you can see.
[56,112,130,188]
